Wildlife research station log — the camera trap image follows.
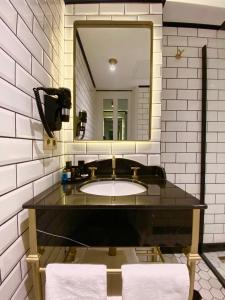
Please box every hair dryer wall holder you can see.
[75,110,87,140]
[33,87,71,149]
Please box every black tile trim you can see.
[201,253,225,288]
[199,46,207,251]
[202,243,225,252]
[76,31,96,88]
[221,21,225,30]
[200,46,207,204]
[96,89,132,92]
[163,21,220,31]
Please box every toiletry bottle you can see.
[65,161,72,182]
[61,168,68,184]
[66,168,71,182]
[63,182,72,195]
[71,166,76,181]
[66,161,72,169]
[78,160,85,175]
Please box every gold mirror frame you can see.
[73,20,153,141]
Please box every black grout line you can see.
[24,0,61,39]
[18,16,54,68]
[0,10,63,81]
[0,0,67,287]
[1,62,42,98]
[0,231,30,284]
[0,46,29,85]
[0,103,39,123]
[0,134,44,142]
[15,9,18,36]
[0,154,64,171]
[14,110,17,140]
[0,166,63,200]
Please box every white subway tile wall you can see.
[0,0,65,297]
[0,2,224,297]
[64,2,163,165]
[136,87,151,140]
[162,27,225,243]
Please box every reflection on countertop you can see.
[23,175,207,210]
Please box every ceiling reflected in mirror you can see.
[78,27,150,89]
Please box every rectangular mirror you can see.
[73,21,153,141]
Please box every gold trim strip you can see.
[40,267,122,273]
[191,209,200,254]
[28,209,43,300]
[188,209,201,300]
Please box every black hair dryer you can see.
[33,87,71,138]
[76,110,87,140]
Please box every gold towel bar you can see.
[39,267,121,273]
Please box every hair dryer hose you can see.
[33,88,54,138]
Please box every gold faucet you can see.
[88,167,97,179]
[112,155,116,179]
[131,166,140,179]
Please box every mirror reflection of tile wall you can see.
[64,3,162,166]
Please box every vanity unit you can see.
[23,159,206,300]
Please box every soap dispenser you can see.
[65,161,72,182]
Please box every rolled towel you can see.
[45,263,107,300]
[122,264,189,300]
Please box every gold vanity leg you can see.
[108,247,117,256]
[66,247,77,262]
[187,209,201,300]
[26,209,42,300]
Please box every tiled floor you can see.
[175,254,225,300]
[204,252,225,279]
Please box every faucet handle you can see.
[88,167,97,179]
[131,166,140,179]
[112,155,116,169]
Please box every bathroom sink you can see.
[80,179,147,196]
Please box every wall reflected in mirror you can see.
[74,21,153,141]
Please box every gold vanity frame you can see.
[73,20,154,141]
[26,208,201,300]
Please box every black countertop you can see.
[23,176,207,210]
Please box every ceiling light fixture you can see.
[109,58,118,72]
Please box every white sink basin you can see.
[80,180,146,196]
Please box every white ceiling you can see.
[164,0,225,25]
[78,27,151,90]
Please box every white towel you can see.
[45,263,107,300]
[122,264,190,300]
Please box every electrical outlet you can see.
[43,135,52,150]
[43,134,57,150]
[52,138,57,149]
